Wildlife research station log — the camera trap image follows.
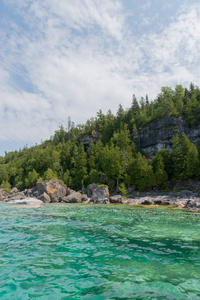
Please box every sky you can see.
[0,0,200,155]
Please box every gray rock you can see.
[26,189,33,197]
[9,194,26,201]
[81,194,88,202]
[94,198,109,204]
[0,189,9,201]
[137,197,154,205]
[83,198,91,204]
[36,180,66,202]
[32,191,39,198]
[8,198,44,208]
[87,183,109,203]
[186,199,200,208]
[79,131,99,149]
[31,186,38,193]
[66,188,74,196]
[38,192,51,203]
[109,195,123,204]
[188,207,200,212]
[174,199,189,207]
[10,187,19,194]
[138,115,200,156]
[138,116,183,155]
[62,191,82,203]
[178,190,196,197]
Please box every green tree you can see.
[171,133,197,179]
[42,168,58,181]
[186,143,200,178]
[0,180,11,193]
[71,143,87,190]
[101,143,125,188]
[25,169,39,188]
[88,141,96,171]
[154,155,168,186]
[63,169,72,187]
[155,87,177,118]
[130,153,155,191]
[88,169,101,184]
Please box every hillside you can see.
[1,83,200,193]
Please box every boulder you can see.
[25,188,34,197]
[10,187,19,194]
[8,198,44,208]
[94,198,110,204]
[8,194,26,201]
[186,199,200,209]
[140,198,154,205]
[188,207,200,212]
[62,191,82,203]
[66,188,75,196]
[109,195,123,204]
[0,189,9,201]
[32,191,39,198]
[38,192,51,203]
[36,180,66,202]
[81,194,88,202]
[122,197,155,205]
[87,183,109,203]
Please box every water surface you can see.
[0,203,200,299]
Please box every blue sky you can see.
[0,0,200,155]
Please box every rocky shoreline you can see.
[0,180,200,212]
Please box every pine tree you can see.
[186,143,200,178]
[130,153,155,191]
[71,143,87,190]
[154,155,168,186]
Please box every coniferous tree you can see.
[130,153,155,191]
[186,143,200,178]
[154,155,168,186]
[71,143,87,190]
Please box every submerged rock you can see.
[8,198,44,208]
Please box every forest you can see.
[1,83,200,194]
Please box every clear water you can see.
[0,203,200,300]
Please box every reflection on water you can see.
[0,203,200,299]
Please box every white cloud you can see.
[0,1,200,154]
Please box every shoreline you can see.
[1,193,200,212]
[1,180,200,212]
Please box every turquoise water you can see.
[0,203,200,299]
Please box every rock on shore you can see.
[8,198,44,208]
[1,180,200,212]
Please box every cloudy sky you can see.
[0,0,200,155]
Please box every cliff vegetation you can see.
[1,83,200,192]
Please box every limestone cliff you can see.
[79,130,99,149]
[138,116,200,156]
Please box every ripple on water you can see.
[0,203,200,299]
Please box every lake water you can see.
[0,203,200,299]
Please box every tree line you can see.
[1,83,200,194]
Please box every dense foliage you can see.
[1,83,200,193]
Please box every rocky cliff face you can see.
[79,130,99,149]
[138,116,200,156]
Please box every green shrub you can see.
[118,183,128,198]
[0,180,11,194]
